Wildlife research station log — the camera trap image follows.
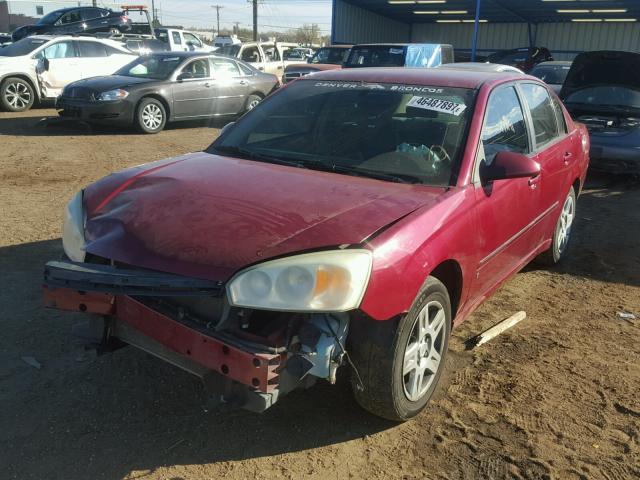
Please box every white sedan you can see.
[0,35,136,112]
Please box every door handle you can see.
[204,83,211,88]
[258,67,265,71]
[277,65,283,70]
[239,80,248,85]
[563,151,573,165]
[528,175,541,188]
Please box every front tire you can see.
[135,98,166,134]
[350,277,451,421]
[1,77,35,112]
[537,186,576,265]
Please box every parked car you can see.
[11,7,131,42]
[486,47,553,73]
[122,38,169,56]
[0,35,136,112]
[283,47,314,61]
[344,43,454,68]
[44,67,588,421]
[561,50,640,174]
[454,50,487,63]
[56,52,278,133]
[438,62,524,74]
[219,41,299,76]
[530,61,572,94]
[155,28,216,53]
[283,45,351,83]
[213,34,241,49]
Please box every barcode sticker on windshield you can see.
[407,96,467,116]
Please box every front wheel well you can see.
[1,74,39,100]
[136,94,170,120]
[429,260,463,321]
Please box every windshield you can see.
[345,46,406,68]
[530,65,570,85]
[564,86,640,110]
[209,80,475,186]
[115,55,182,80]
[37,11,62,25]
[311,47,349,65]
[219,44,241,57]
[0,37,48,57]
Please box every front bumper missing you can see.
[44,285,282,394]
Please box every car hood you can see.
[65,75,157,93]
[82,152,447,281]
[560,50,640,99]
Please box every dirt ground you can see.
[1,108,639,480]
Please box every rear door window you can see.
[211,58,241,78]
[78,41,108,58]
[520,83,559,148]
[172,31,182,45]
[81,8,105,21]
[481,86,530,163]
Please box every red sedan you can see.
[44,68,589,421]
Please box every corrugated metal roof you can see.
[342,0,640,24]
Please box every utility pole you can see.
[212,5,223,36]
[92,0,97,6]
[252,0,258,41]
[151,0,157,27]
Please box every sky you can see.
[153,0,333,34]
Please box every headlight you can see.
[227,250,372,312]
[62,191,86,262]
[96,89,129,101]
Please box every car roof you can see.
[309,67,525,90]
[26,35,128,48]
[438,62,524,73]
[533,61,572,67]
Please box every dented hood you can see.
[83,152,446,281]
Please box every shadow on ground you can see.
[0,114,234,137]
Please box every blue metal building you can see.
[332,0,640,60]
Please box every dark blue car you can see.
[561,51,640,175]
[12,7,131,42]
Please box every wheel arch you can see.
[136,93,171,120]
[0,73,40,101]
[428,259,463,322]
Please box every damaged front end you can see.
[43,259,353,413]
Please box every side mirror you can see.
[177,71,193,81]
[36,57,49,74]
[480,151,540,183]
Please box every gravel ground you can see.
[1,108,639,480]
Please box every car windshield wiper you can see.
[213,146,305,168]
[307,162,423,184]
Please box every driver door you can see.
[54,9,83,35]
[470,84,543,300]
[171,58,215,118]
[36,40,80,98]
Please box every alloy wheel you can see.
[4,81,31,110]
[402,300,446,402]
[557,193,575,254]
[247,98,261,110]
[141,103,163,130]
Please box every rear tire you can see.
[245,94,263,112]
[350,277,451,421]
[537,186,576,265]
[135,98,166,134]
[1,77,35,112]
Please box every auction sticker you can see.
[407,96,467,116]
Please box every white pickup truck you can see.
[218,42,299,76]
[154,28,216,53]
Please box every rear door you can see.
[470,84,543,298]
[35,40,79,98]
[239,45,266,72]
[77,41,134,77]
[81,8,109,32]
[171,57,215,118]
[518,82,577,239]
[210,57,248,114]
[171,30,186,52]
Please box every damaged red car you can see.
[44,68,589,421]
